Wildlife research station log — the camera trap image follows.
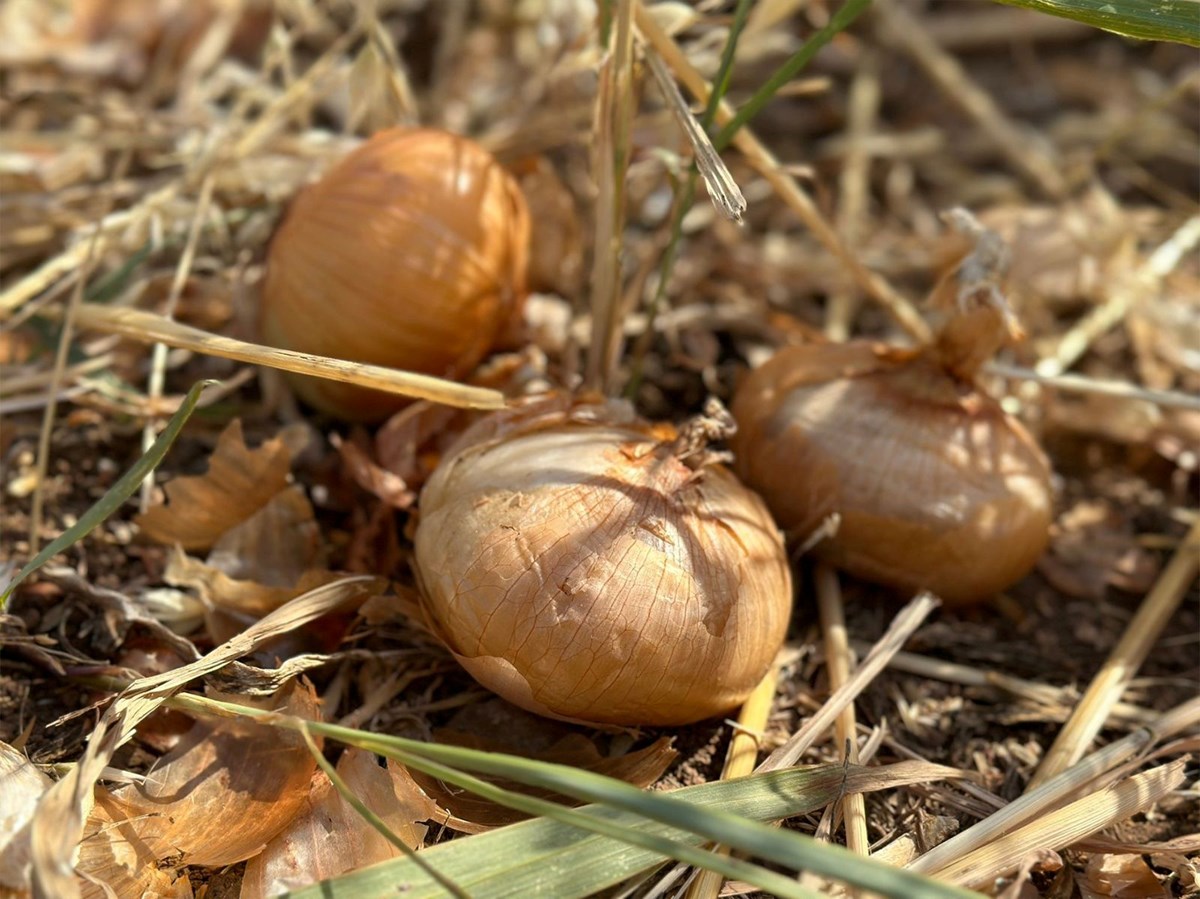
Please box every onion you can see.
[732,211,1054,605]
[261,128,530,421]
[413,396,793,726]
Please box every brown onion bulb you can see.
[412,397,793,726]
[261,128,530,421]
[731,339,1052,606]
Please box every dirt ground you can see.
[1,1,1198,897]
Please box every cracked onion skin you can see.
[412,397,793,727]
[731,341,1053,606]
[261,127,530,421]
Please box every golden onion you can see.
[261,127,530,420]
[732,214,1054,606]
[413,396,793,726]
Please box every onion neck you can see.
[667,397,737,471]
[932,301,1018,382]
[926,208,1025,382]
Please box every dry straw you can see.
[685,661,781,899]
[1028,519,1200,788]
[759,592,940,772]
[815,564,870,856]
[68,304,506,411]
[632,0,933,344]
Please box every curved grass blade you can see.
[991,0,1200,47]
[375,736,979,899]
[285,761,959,899]
[171,696,977,899]
[1,379,216,608]
[340,748,824,899]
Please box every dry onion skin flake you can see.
[413,397,793,727]
[261,127,530,421]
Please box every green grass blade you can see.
[85,241,154,304]
[701,0,755,129]
[172,697,974,899]
[366,750,824,899]
[1,379,216,607]
[991,0,1200,47]
[714,0,873,151]
[382,737,978,899]
[285,763,881,899]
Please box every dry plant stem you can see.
[0,182,181,321]
[1027,519,1200,790]
[64,304,506,410]
[231,30,357,158]
[0,387,91,416]
[0,356,115,397]
[139,172,217,512]
[641,49,745,222]
[587,0,636,394]
[826,53,880,342]
[758,592,940,772]
[632,2,931,344]
[1036,214,1200,378]
[814,564,869,856]
[685,663,781,899]
[934,760,1187,889]
[908,695,1200,877]
[0,242,89,317]
[986,361,1200,412]
[873,0,1067,199]
[854,643,1157,726]
[2,30,356,325]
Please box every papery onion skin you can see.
[261,128,530,421]
[732,343,1053,606]
[413,399,793,727]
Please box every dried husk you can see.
[76,681,320,890]
[239,750,439,899]
[261,127,531,421]
[732,340,1053,605]
[0,742,53,893]
[413,396,793,726]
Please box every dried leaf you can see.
[334,432,415,510]
[0,742,52,892]
[1080,853,1171,899]
[1038,500,1161,600]
[38,567,200,662]
[240,750,440,899]
[165,547,342,619]
[78,791,194,899]
[137,420,293,551]
[29,576,380,899]
[375,401,461,492]
[159,476,336,624]
[80,681,319,882]
[207,485,323,586]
